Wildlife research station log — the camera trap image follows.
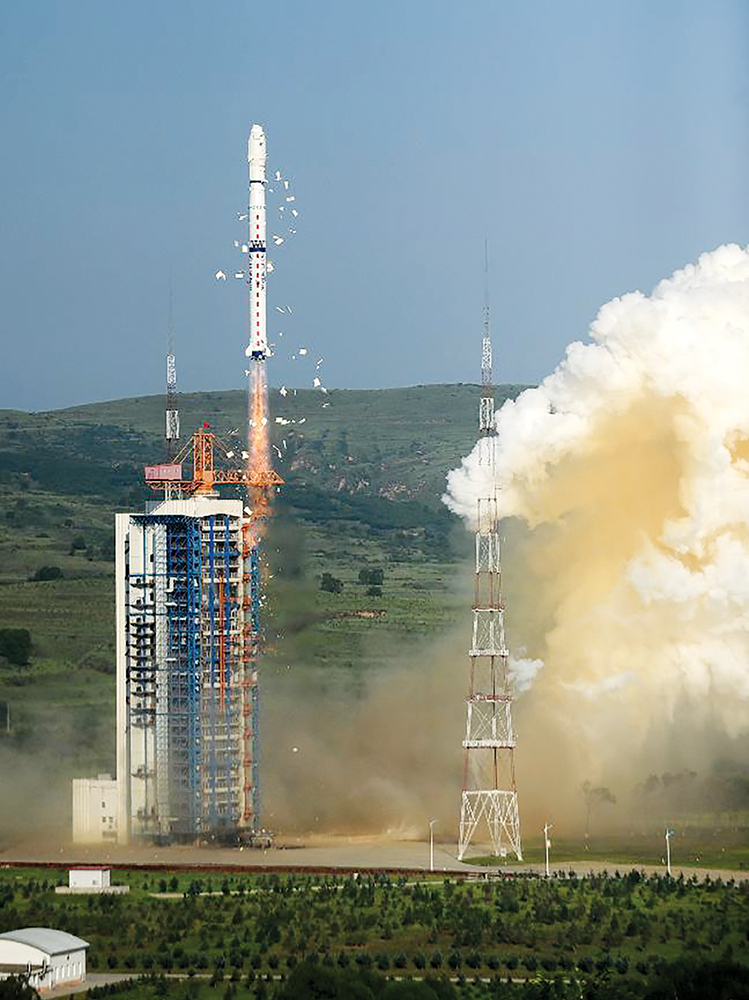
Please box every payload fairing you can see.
[247,124,268,360]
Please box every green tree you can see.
[320,573,343,594]
[0,629,31,666]
[581,780,617,841]
[31,566,63,582]
[0,975,40,1000]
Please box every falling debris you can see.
[273,235,285,246]
[313,376,321,388]
[226,450,235,459]
[234,272,245,279]
[299,348,308,356]
[215,270,227,281]
[316,357,324,367]
[283,180,290,190]
[275,170,282,181]
[241,244,248,253]
[267,260,275,273]
[279,386,288,396]
[291,209,299,217]
[322,402,330,408]
[286,196,295,203]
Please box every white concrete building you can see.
[72,774,118,843]
[69,866,110,889]
[55,867,129,896]
[0,928,88,993]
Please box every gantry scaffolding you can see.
[117,428,277,842]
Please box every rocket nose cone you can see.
[248,124,266,164]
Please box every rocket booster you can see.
[247,124,268,361]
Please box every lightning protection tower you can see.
[165,287,180,461]
[457,248,522,861]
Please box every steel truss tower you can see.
[457,249,522,861]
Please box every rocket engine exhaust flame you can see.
[246,360,282,521]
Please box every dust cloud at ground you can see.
[263,611,467,841]
[0,743,72,847]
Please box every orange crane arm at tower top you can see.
[144,427,282,496]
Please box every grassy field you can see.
[1,866,747,999]
[466,830,749,873]
[0,523,466,830]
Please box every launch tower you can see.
[116,432,260,842]
[457,257,522,861]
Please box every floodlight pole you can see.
[429,819,437,872]
[665,828,673,877]
[544,823,553,878]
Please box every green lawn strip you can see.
[464,831,749,872]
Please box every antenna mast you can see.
[479,241,495,461]
[165,284,180,461]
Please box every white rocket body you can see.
[247,124,268,360]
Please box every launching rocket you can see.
[247,124,268,360]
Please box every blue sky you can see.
[1,0,748,410]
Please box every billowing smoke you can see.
[445,244,749,825]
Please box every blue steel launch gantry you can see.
[117,428,277,842]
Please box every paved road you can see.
[1,837,746,882]
[43,973,136,997]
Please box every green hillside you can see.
[0,383,527,580]
[0,383,526,827]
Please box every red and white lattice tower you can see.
[457,251,522,861]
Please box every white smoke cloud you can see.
[445,244,749,745]
[509,653,544,693]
